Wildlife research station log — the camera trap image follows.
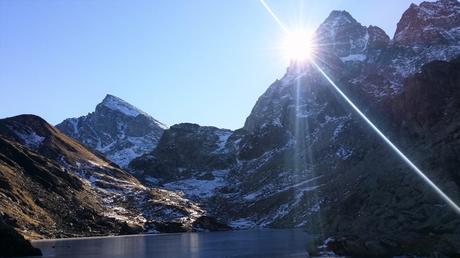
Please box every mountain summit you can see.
[100,94,149,117]
[314,10,389,60]
[57,94,167,168]
[394,0,460,45]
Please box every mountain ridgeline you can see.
[129,0,460,256]
[0,114,228,256]
[57,94,167,168]
[1,0,460,257]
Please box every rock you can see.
[152,221,189,233]
[394,0,460,46]
[192,216,231,231]
[0,219,42,257]
[119,223,144,235]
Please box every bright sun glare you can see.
[282,30,315,62]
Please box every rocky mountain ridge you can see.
[57,94,167,168]
[0,115,228,243]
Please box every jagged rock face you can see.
[367,25,391,49]
[130,123,237,200]
[0,115,227,242]
[222,65,369,227]
[394,0,460,46]
[307,1,460,99]
[313,57,460,257]
[315,11,390,60]
[237,0,460,255]
[57,94,167,168]
[224,56,460,257]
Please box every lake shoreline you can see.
[29,228,312,258]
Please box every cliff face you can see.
[309,58,460,256]
[394,0,460,46]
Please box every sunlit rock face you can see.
[57,94,167,168]
[394,0,460,46]
[0,115,227,242]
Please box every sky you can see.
[0,0,429,130]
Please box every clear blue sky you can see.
[0,0,427,129]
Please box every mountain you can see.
[130,123,236,197]
[129,0,460,256]
[304,57,460,256]
[129,124,241,227]
[394,0,460,46]
[57,94,167,168]
[314,10,390,60]
[0,115,125,239]
[0,114,228,246]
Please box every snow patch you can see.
[164,170,229,199]
[14,130,45,149]
[340,54,367,62]
[213,131,232,153]
[336,146,353,160]
[102,95,148,117]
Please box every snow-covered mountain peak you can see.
[99,94,148,118]
[57,94,168,168]
[97,94,168,129]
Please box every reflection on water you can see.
[28,229,311,258]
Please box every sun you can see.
[282,29,315,62]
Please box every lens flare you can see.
[283,30,315,62]
[258,0,460,215]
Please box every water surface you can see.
[29,229,312,258]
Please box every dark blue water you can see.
[29,229,312,258]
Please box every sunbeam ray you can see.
[259,0,289,33]
[258,0,460,216]
[312,61,460,215]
